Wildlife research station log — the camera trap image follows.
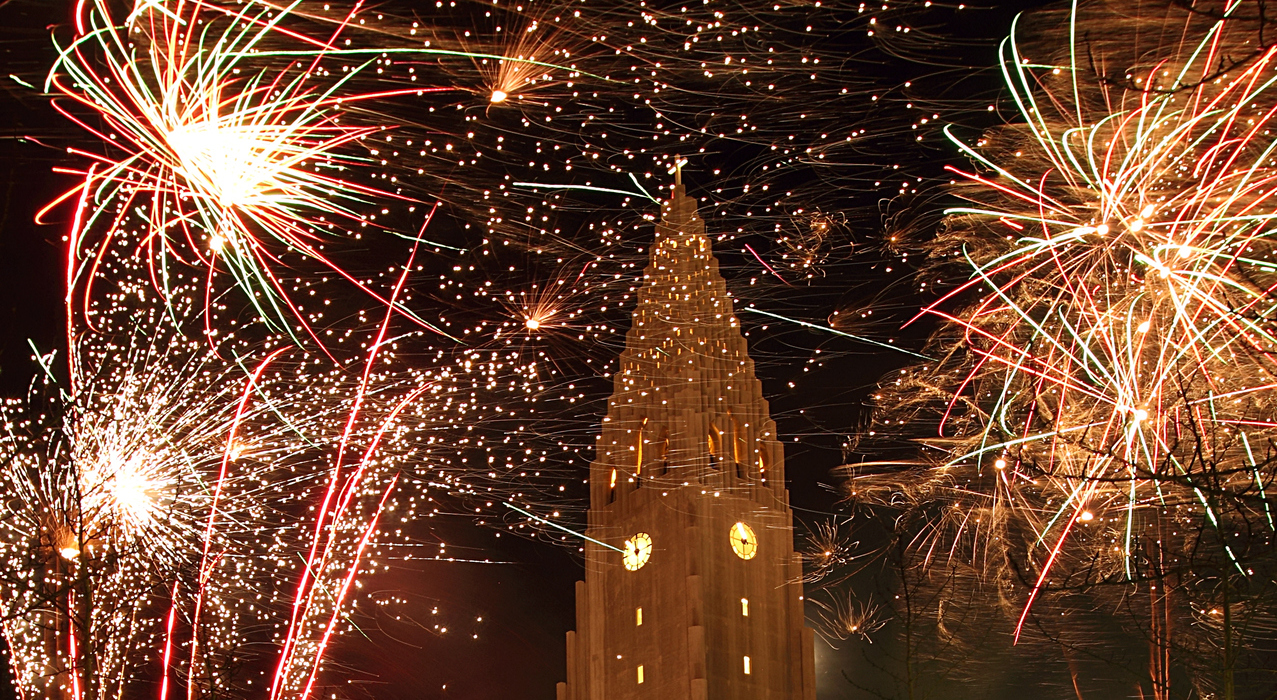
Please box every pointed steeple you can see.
[591,179,787,508]
[562,176,816,700]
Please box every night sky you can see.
[0,1,1071,698]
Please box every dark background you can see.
[0,1,1053,698]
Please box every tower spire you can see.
[558,176,817,700]
[591,176,785,506]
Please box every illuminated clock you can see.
[730,522,758,560]
[623,533,653,571]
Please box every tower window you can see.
[636,417,647,472]
[741,598,749,617]
[651,427,669,476]
[743,656,751,675]
[732,414,746,464]
[637,665,645,684]
[636,607,643,626]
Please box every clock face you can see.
[730,522,758,560]
[623,533,653,571]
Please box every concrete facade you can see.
[557,179,817,700]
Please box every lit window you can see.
[636,607,643,626]
[637,665,645,684]
[743,656,751,675]
[741,598,749,617]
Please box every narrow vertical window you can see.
[636,607,643,626]
[743,656,751,675]
[741,598,749,617]
[637,665,645,684]
[654,431,669,475]
[608,468,618,503]
[732,415,745,463]
[636,417,647,473]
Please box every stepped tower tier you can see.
[558,178,817,700]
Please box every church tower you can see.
[557,176,817,700]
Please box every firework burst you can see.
[0,309,325,698]
[45,0,448,343]
[855,3,1277,672]
[471,5,591,108]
